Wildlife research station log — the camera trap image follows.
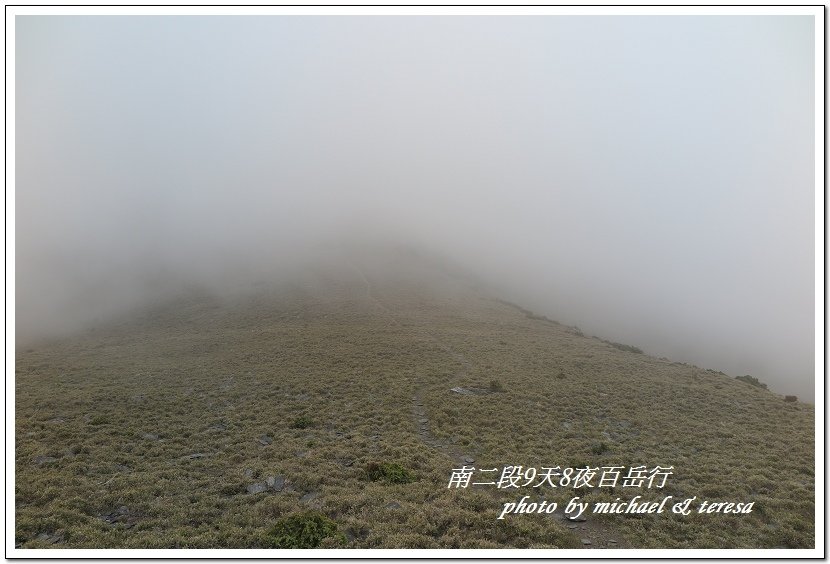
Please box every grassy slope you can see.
[15,262,815,549]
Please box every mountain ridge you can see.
[15,254,815,549]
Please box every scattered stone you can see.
[243,469,254,478]
[561,421,572,430]
[418,418,428,424]
[142,433,159,441]
[99,506,141,528]
[300,491,319,504]
[450,386,491,396]
[463,456,475,464]
[258,435,273,446]
[247,483,268,495]
[114,464,132,473]
[265,476,286,491]
[34,532,63,544]
[608,539,618,545]
[385,501,402,510]
[566,513,587,522]
[33,456,58,466]
[567,524,578,529]
[208,422,227,432]
[581,538,592,546]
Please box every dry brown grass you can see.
[15,263,814,549]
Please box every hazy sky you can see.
[15,15,816,399]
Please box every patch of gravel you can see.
[247,476,287,494]
[246,483,268,495]
[99,506,142,528]
[449,386,493,396]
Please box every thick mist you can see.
[15,15,815,399]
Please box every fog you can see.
[15,15,816,400]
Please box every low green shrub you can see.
[591,442,610,455]
[364,461,416,484]
[264,512,344,548]
[290,416,314,429]
[488,380,505,393]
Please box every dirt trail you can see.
[349,261,471,464]
[550,510,629,549]
[348,260,626,548]
[410,387,471,465]
[349,261,399,321]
